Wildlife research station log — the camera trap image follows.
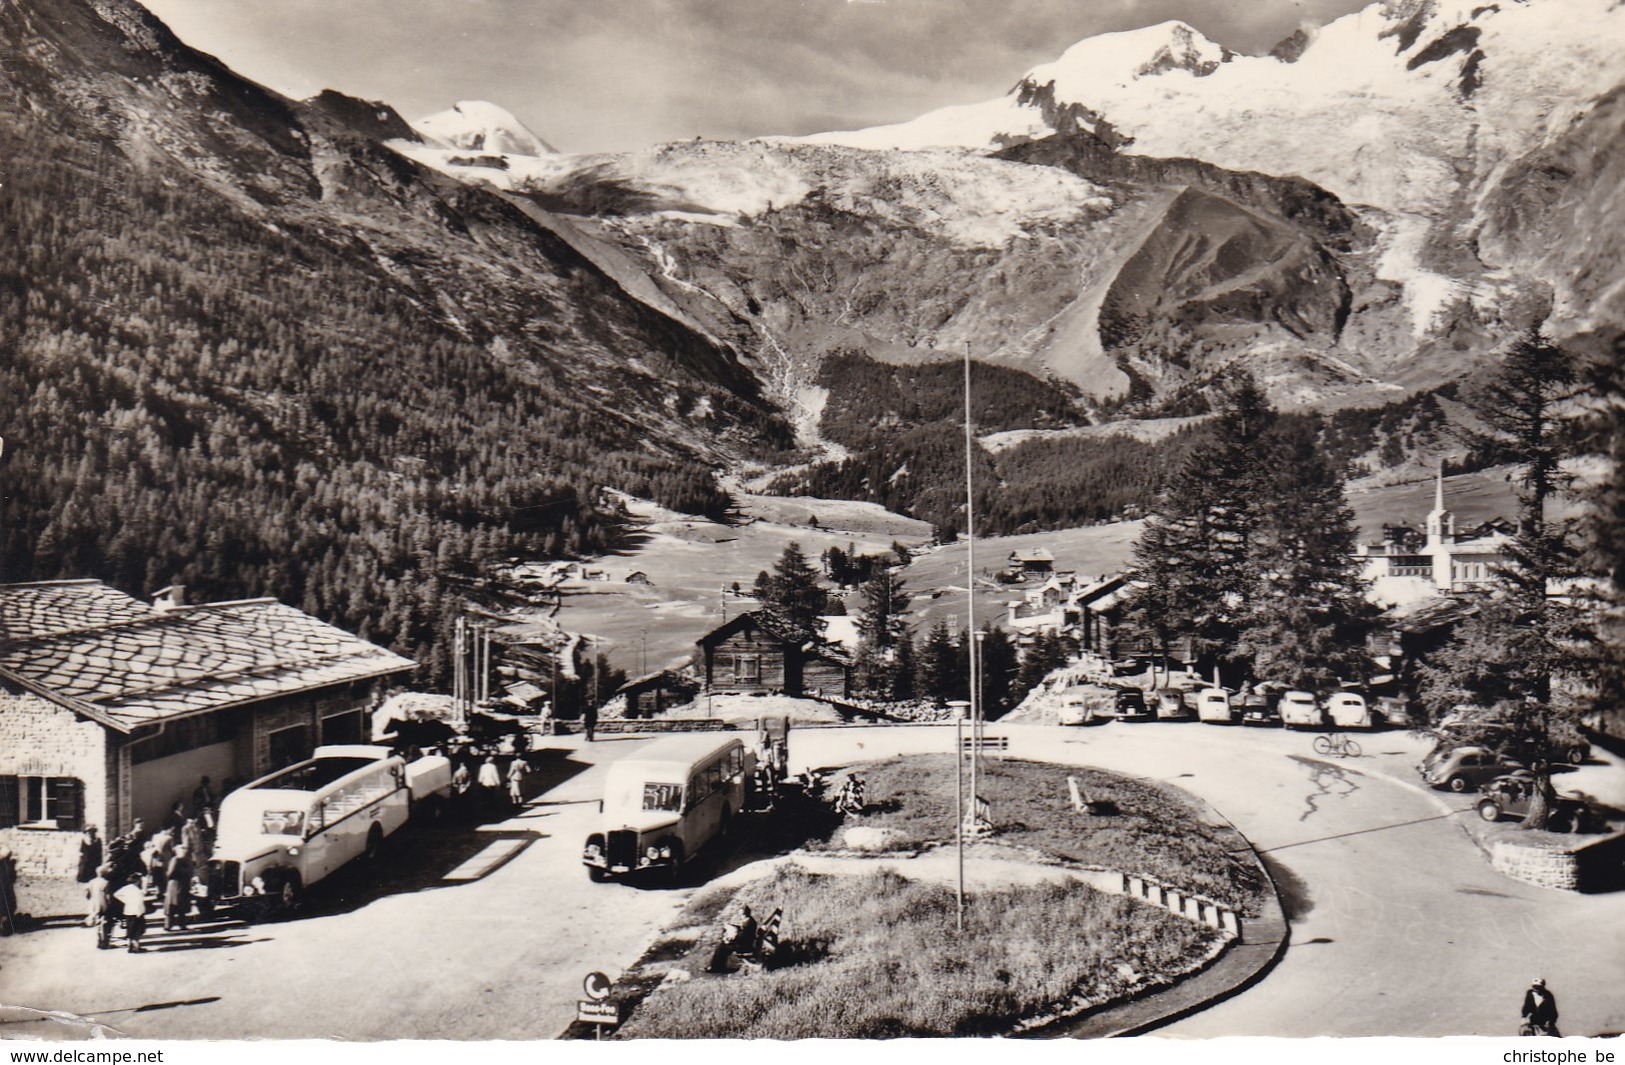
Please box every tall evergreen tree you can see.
[1123,373,1276,669]
[757,541,830,633]
[1418,331,1587,828]
[1577,338,1625,736]
[1236,417,1377,690]
[915,619,966,703]
[853,568,913,699]
[970,625,1019,719]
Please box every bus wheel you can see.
[664,842,684,886]
[364,823,385,861]
[587,865,610,883]
[277,873,302,915]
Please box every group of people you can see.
[77,776,221,954]
[450,755,530,814]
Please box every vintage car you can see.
[1113,688,1153,722]
[1475,773,1594,829]
[1422,745,1525,792]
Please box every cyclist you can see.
[1521,978,1560,1036]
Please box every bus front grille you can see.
[606,830,638,868]
[219,861,242,896]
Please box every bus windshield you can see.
[642,783,683,812]
[261,810,306,836]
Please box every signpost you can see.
[578,972,618,1038]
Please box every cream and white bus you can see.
[209,744,449,915]
[583,735,753,883]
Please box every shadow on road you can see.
[1259,853,1315,920]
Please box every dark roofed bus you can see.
[583,735,753,883]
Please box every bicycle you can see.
[1312,733,1362,759]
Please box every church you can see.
[1354,469,1512,607]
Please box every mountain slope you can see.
[0,0,791,681]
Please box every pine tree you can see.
[971,626,1019,719]
[757,542,829,634]
[1236,417,1377,690]
[1123,373,1276,669]
[1577,339,1625,737]
[915,620,966,703]
[1418,331,1586,828]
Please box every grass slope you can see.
[617,865,1215,1039]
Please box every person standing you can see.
[582,700,598,743]
[506,757,527,808]
[113,873,148,953]
[76,825,103,885]
[181,817,206,864]
[477,756,502,815]
[0,848,18,936]
[191,776,215,819]
[1522,978,1561,1036]
[164,846,194,931]
[86,865,113,948]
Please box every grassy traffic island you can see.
[607,756,1272,1039]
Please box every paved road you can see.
[791,723,1625,1038]
[0,736,703,1040]
[3,723,1621,1039]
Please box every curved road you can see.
[3,724,1621,1039]
[789,722,1625,1038]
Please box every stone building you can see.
[695,611,850,698]
[0,580,414,875]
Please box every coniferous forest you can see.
[0,2,791,685]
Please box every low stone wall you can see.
[1489,830,1625,892]
[1072,867,1243,940]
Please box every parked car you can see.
[1114,688,1153,721]
[1194,687,1236,724]
[1278,691,1322,729]
[1239,692,1281,727]
[1057,689,1103,726]
[1422,745,1526,792]
[1432,717,1590,767]
[1324,691,1377,729]
[1475,773,1595,829]
[1373,694,1414,728]
[1154,688,1195,721]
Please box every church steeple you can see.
[1426,460,1453,544]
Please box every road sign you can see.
[582,971,612,1001]
[577,1000,619,1025]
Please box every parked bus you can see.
[1278,690,1323,729]
[583,735,753,882]
[209,745,450,916]
[1194,688,1235,724]
[1057,688,1100,726]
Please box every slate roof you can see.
[0,579,157,641]
[0,582,415,733]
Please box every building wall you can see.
[130,739,238,830]
[707,630,788,693]
[801,658,848,699]
[0,685,110,877]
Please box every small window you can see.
[736,654,760,681]
[5,776,84,830]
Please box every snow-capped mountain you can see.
[413,99,556,156]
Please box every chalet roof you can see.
[614,669,697,698]
[1386,595,1480,635]
[0,582,415,733]
[0,579,156,641]
[696,610,852,663]
[1074,574,1128,609]
[1008,549,1054,564]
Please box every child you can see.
[113,872,148,954]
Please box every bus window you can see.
[262,810,305,836]
[643,783,682,812]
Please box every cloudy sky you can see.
[142,0,1371,153]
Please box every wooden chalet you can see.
[696,611,851,698]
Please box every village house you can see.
[0,580,414,875]
[614,670,699,718]
[1005,549,1055,581]
[1354,470,1511,607]
[695,610,850,698]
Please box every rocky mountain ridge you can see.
[393,0,1621,421]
